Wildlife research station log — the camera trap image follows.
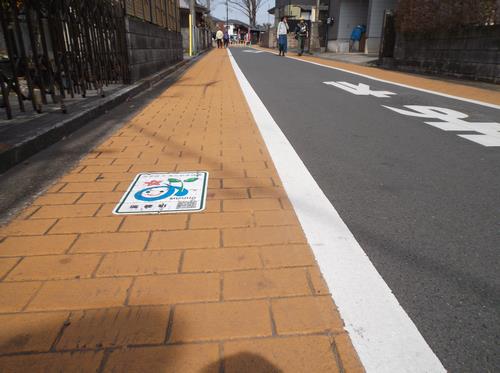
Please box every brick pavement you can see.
[0,49,363,372]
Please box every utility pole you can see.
[190,0,197,55]
[226,0,228,26]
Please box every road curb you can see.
[0,51,208,174]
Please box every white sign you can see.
[323,81,396,98]
[113,172,209,215]
[383,105,500,147]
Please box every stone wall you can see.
[260,27,313,52]
[260,28,277,48]
[125,16,183,82]
[391,25,500,83]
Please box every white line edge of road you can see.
[227,48,446,373]
[257,48,500,110]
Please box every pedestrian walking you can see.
[223,29,230,48]
[295,18,308,56]
[216,28,223,48]
[277,16,289,56]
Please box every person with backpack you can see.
[277,16,289,56]
[295,18,308,56]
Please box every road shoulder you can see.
[255,46,500,107]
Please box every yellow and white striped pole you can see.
[189,14,193,56]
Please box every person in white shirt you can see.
[277,16,289,56]
[216,28,223,48]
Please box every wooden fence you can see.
[124,0,180,32]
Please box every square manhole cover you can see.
[113,171,208,215]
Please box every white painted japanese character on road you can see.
[383,105,500,147]
[323,81,396,98]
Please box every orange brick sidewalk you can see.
[0,49,363,372]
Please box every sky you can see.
[210,0,275,26]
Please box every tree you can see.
[228,0,263,27]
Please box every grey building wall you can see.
[181,27,212,52]
[328,0,368,52]
[126,16,182,82]
[365,0,396,53]
[337,0,368,39]
[181,28,189,50]
[276,0,317,9]
[329,0,341,39]
[327,0,396,53]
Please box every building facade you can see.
[179,0,211,52]
[327,0,396,53]
[269,0,329,25]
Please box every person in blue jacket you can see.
[350,24,366,52]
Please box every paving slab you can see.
[0,49,362,372]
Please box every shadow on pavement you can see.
[0,305,284,372]
[202,352,283,373]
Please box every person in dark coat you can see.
[295,17,308,56]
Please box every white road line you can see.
[228,48,446,373]
[252,48,500,110]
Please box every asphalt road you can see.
[230,47,500,372]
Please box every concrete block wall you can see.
[126,16,183,82]
[260,28,299,50]
[181,28,212,52]
[181,28,189,51]
[392,25,500,83]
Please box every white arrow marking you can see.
[324,81,396,98]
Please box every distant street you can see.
[230,46,500,372]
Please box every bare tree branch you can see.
[227,0,263,26]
